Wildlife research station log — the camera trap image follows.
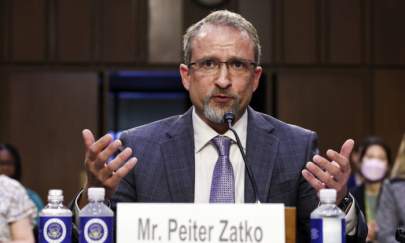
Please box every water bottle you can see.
[79,187,114,243]
[39,189,72,243]
[310,189,346,243]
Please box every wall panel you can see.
[374,70,405,154]
[277,70,371,152]
[10,0,46,62]
[373,0,405,65]
[277,0,318,64]
[55,0,94,62]
[100,0,138,63]
[0,0,8,61]
[326,0,364,64]
[5,72,99,200]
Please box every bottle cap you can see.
[319,188,336,203]
[48,189,63,202]
[88,187,105,201]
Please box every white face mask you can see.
[361,158,387,182]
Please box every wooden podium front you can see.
[285,207,296,243]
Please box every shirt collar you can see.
[192,107,248,152]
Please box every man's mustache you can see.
[208,89,238,99]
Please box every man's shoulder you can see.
[120,114,184,141]
[251,110,316,138]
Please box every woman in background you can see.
[0,174,36,242]
[377,134,405,243]
[0,144,44,224]
[350,136,392,243]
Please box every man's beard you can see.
[202,89,241,124]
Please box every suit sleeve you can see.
[377,181,400,243]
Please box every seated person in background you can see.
[377,134,405,243]
[0,144,44,225]
[0,175,36,243]
[350,136,393,242]
[76,10,367,242]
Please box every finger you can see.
[312,155,342,180]
[96,147,133,181]
[96,139,123,165]
[87,133,113,160]
[105,147,133,172]
[305,161,338,188]
[302,169,325,191]
[340,139,355,159]
[326,149,351,173]
[107,157,138,187]
[82,129,95,149]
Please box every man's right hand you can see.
[79,129,137,208]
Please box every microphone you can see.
[223,112,261,203]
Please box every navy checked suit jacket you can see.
[112,107,366,242]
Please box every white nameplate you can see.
[117,203,285,243]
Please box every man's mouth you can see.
[211,94,234,104]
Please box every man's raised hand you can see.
[81,129,137,204]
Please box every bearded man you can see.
[76,10,367,242]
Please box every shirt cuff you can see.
[345,194,357,235]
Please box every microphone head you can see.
[223,112,235,125]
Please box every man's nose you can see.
[214,63,232,88]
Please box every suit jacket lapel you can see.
[244,107,279,203]
[161,108,195,202]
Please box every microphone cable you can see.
[223,112,261,203]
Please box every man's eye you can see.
[230,60,246,69]
[201,60,216,68]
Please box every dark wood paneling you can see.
[277,70,371,152]
[326,0,364,64]
[10,0,46,62]
[238,0,273,64]
[100,0,137,63]
[374,70,405,154]
[0,72,10,140]
[0,0,8,61]
[183,0,238,32]
[277,0,318,64]
[55,0,93,62]
[373,0,405,65]
[5,72,98,200]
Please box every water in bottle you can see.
[39,189,73,243]
[79,187,114,243]
[310,189,346,243]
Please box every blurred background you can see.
[0,0,404,202]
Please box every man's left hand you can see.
[302,139,354,204]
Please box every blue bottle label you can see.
[39,216,72,243]
[311,218,323,243]
[80,216,113,243]
[311,218,346,243]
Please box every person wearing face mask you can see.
[350,136,392,243]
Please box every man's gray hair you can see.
[183,10,262,65]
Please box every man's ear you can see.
[252,66,262,92]
[179,64,191,91]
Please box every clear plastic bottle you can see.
[39,189,73,243]
[79,187,114,243]
[310,189,346,243]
